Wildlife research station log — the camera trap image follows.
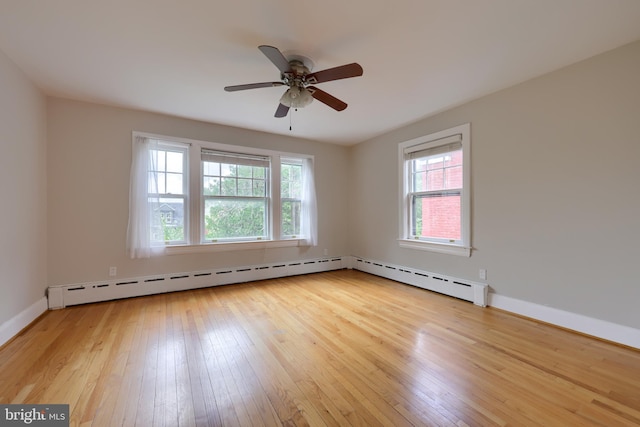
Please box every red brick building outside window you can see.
[411,149,462,242]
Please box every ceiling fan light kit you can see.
[224,45,363,118]
[280,86,313,109]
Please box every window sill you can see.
[398,239,471,257]
[165,239,304,255]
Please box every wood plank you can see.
[0,270,639,426]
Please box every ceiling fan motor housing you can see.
[282,58,312,87]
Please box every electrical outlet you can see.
[479,269,487,280]
[109,267,117,277]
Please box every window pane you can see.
[412,193,461,240]
[166,172,183,194]
[149,150,158,170]
[426,169,444,191]
[204,198,266,239]
[291,165,301,182]
[413,197,423,236]
[221,177,236,196]
[413,170,426,192]
[237,178,252,196]
[281,182,291,198]
[148,171,159,193]
[414,158,427,172]
[146,145,188,246]
[149,197,185,243]
[201,156,270,242]
[254,167,265,179]
[253,180,265,197]
[203,161,220,176]
[281,163,302,198]
[156,151,166,171]
[282,164,291,181]
[203,177,220,196]
[445,150,462,167]
[445,164,463,189]
[221,163,235,177]
[427,156,445,170]
[290,180,301,199]
[412,149,463,193]
[281,200,301,236]
[166,151,183,173]
[281,162,302,237]
[238,165,252,178]
[156,172,166,194]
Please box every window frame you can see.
[201,149,271,243]
[148,141,189,246]
[280,157,304,239]
[398,123,471,257]
[132,131,314,255]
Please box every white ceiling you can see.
[1,1,640,145]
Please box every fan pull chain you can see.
[289,108,299,131]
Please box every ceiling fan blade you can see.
[275,103,290,118]
[224,82,284,92]
[258,45,292,74]
[307,86,348,111]
[306,63,363,84]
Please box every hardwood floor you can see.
[1,270,639,426]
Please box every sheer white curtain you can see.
[126,136,162,258]
[300,157,317,246]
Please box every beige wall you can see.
[350,40,640,329]
[46,99,350,286]
[3,38,639,335]
[0,50,47,326]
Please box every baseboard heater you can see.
[351,257,488,307]
[47,257,347,309]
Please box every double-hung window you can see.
[149,143,188,245]
[127,133,316,258]
[399,123,471,256]
[280,158,303,238]
[201,150,269,242]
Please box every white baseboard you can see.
[41,253,640,350]
[489,293,640,349]
[349,256,488,306]
[0,297,48,348]
[348,256,638,349]
[48,256,348,309]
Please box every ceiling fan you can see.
[224,45,363,118]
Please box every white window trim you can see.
[164,238,304,255]
[150,141,189,246]
[280,157,304,239]
[397,123,471,257]
[200,148,271,242]
[132,131,314,254]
